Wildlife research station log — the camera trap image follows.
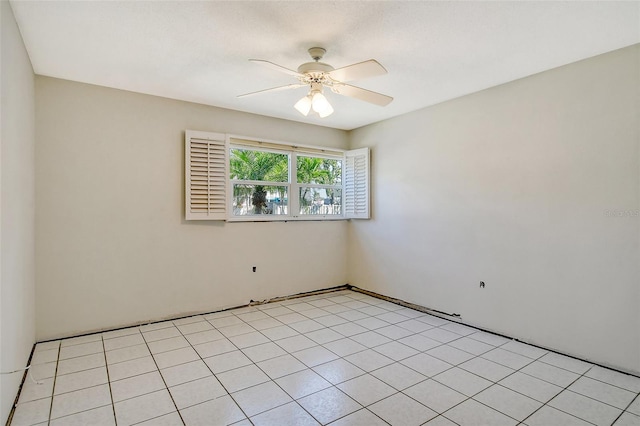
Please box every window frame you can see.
[227,136,345,222]
[184,130,369,222]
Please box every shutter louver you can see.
[185,131,228,220]
[344,147,370,219]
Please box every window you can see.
[185,130,369,221]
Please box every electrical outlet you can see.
[252,266,257,272]
[479,281,485,288]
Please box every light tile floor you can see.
[10,289,640,426]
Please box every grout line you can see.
[138,331,186,425]
[100,336,118,426]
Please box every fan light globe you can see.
[311,92,333,117]
[294,95,312,116]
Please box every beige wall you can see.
[1,1,36,422]
[35,77,349,340]
[348,45,640,374]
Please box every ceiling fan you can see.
[238,47,393,118]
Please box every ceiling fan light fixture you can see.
[294,95,312,116]
[318,102,334,118]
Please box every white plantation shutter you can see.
[185,130,228,220]
[344,147,370,219]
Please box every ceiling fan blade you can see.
[332,83,393,106]
[328,60,387,83]
[237,83,307,98]
[249,59,304,78]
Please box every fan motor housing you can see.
[297,61,334,74]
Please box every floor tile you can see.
[397,334,441,351]
[153,346,200,369]
[314,314,349,327]
[262,306,295,317]
[474,384,542,421]
[287,302,318,313]
[17,376,54,404]
[10,397,51,426]
[228,331,270,349]
[353,317,390,330]
[289,319,326,334]
[345,349,394,372]
[416,315,451,327]
[427,344,475,365]
[468,331,511,347]
[193,338,237,358]
[301,308,331,319]
[242,341,287,363]
[523,405,593,426]
[372,341,418,361]
[433,367,492,397]
[106,343,151,364]
[586,366,640,393]
[147,336,190,355]
[375,324,414,340]
[27,361,57,380]
[481,347,532,370]
[107,355,157,381]
[209,315,244,328]
[293,345,339,367]
[306,328,344,344]
[423,415,459,425]
[323,304,353,315]
[337,374,396,406]
[58,341,103,360]
[369,392,437,425]
[232,380,292,417]
[276,369,332,399]
[257,354,308,379]
[216,364,270,393]
[103,333,145,351]
[276,312,309,325]
[169,376,227,409]
[50,383,112,419]
[614,412,640,426]
[405,379,467,414]
[34,340,61,351]
[247,317,283,331]
[349,331,392,348]
[375,311,410,324]
[313,358,366,385]
[396,319,434,333]
[449,337,494,356]
[548,390,622,426]
[277,335,317,353]
[330,322,369,337]
[421,328,463,344]
[49,405,115,426]
[161,359,212,387]
[114,389,175,425]
[54,366,108,395]
[139,321,174,333]
[539,352,592,374]
[500,340,547,359]
[204,310,235,320]
[111,370,166,402]
[218,323,256,338]
[236,311,270,322]
[261,325,300,341]
[61,334,102,347]
[400,353,453,377]
[204,350,252,374]
[298,387,362,425]
[142,327,182,342]
[521,360,580,387]
[443,398,517,426]
[57,352,105,375]
[569,376,636,409]
[458,356,514,382]
[251,401,320,426]
[323,338,367,357]
[337,310,370,322]
[440,323,477,337]
[328,408,388,425]
[629,396,640,416]
[499,371,563,403]
[173,315,206,326]
[370,362,426,390]
[180,395,245,425]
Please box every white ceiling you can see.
[10,1,640,130]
